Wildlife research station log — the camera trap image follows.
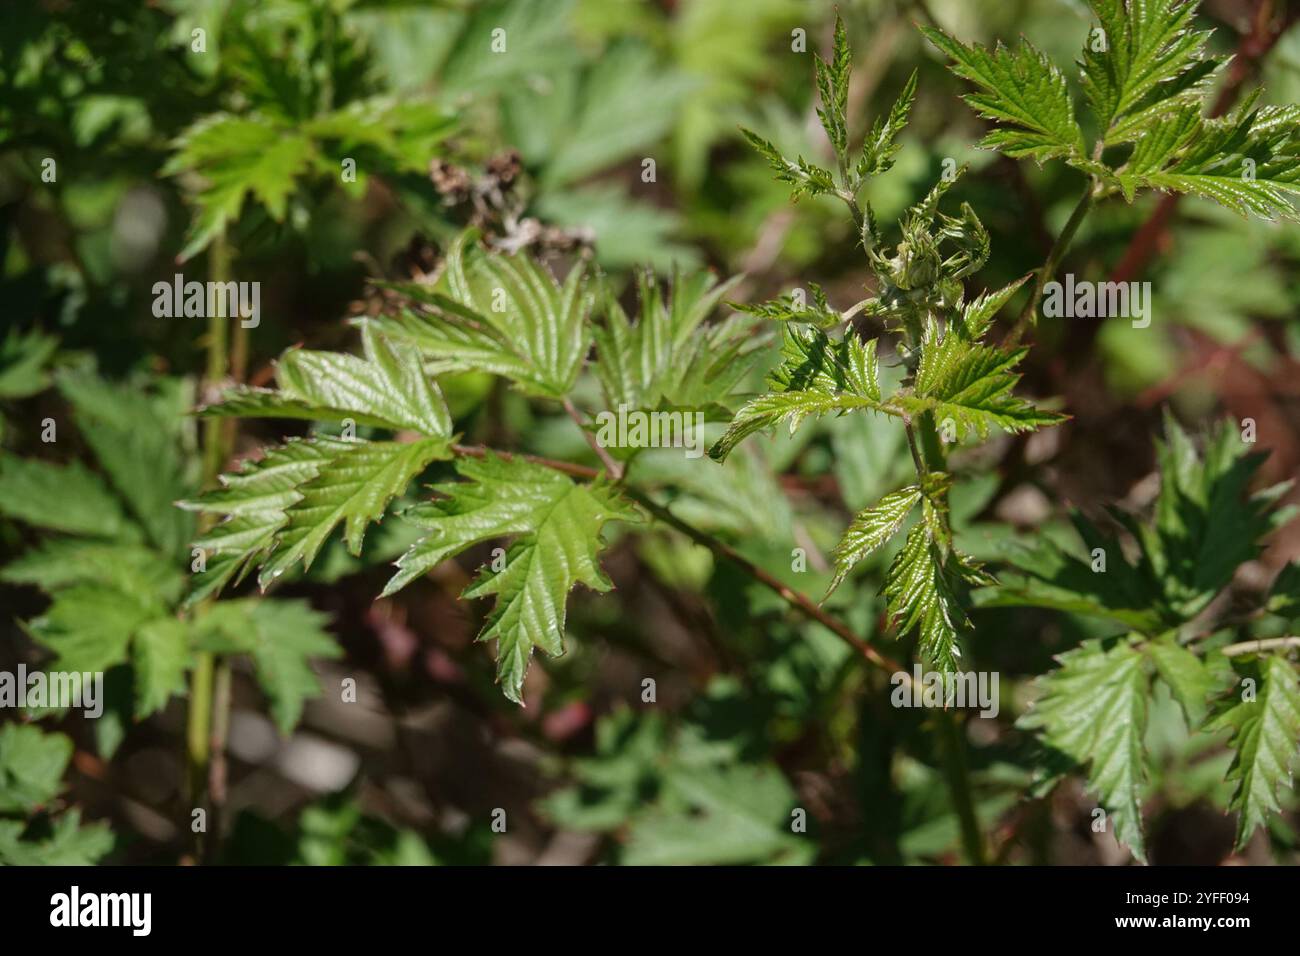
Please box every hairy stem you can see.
[207,658,232,853]
[1007,180,1097,347]
[563,396,623,480]
[1221,635,1300,657]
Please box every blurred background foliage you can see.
[1,0,1298,865]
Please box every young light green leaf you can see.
[258,437,450,589]
[384,453,642,704]
[729,282,844,329]
[1081,0,1217,146]
[827,485,922,597]
[814,13,852,162]
[740,127,838,201]
[920,27,1086,165]
[954,275,1031,341]
[858,70,918,179]
[1120,103,1300,220]
[902,319,1065,440]
[180,439,341,603]
[368,231,593,400]
[203,325,453,438]
[710,325,890,461]
[882,523,982,672]
[593,269,762,415]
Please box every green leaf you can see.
[0,810,113,865]
[1081,0,1217,146]
[534,42,694,187]
[978,510,1164,631]
[1146,637,1212,726]
[0,328,57,399]
[813,13,852,162]
[0,455,137,540]
[540,709,669,831]
[204,325,453,438]
[26,584,164,674]
[1147,413,1290,619]
[133,618,191,719]
[438,0,576,95]
[954,275,1030,341]
[164,113,317,261]
[858,69,917,179]
[730,282,843,329]
[984,417,1290,633]
[188,313,453,593]
[883,523,985,671]
[920,26,1086,165]
[180,439,340,603]
[623,764,813,866]
[57,371,195,557]
[1207,655,1300,848]
[593,269,762,415]
[740,127,838,201]
[1,540,182,605]
[1017,639,1150,861]
[383,453,642,704]
[0,724,71,814]
[1119,103,1300,220]
[532,185,697,271]
[369,231,593,399]
[903,319,1065,440]
[258,437,450,589]
[827,485,922,596]
[710,325,890,461]
[196,599,340,734]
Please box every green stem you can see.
[936,708,987,865]
[185,652,214,810]
[1007,180,1097,347]
[199,233,232,483]
[187,230,233,859]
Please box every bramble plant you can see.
[721,15,1065,673]
[921,0,1300,330]
[2,0,1300,870]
